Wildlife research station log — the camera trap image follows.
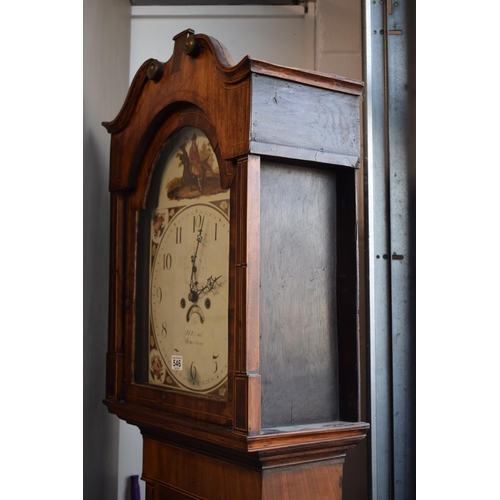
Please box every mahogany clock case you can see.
[103,29,368,499]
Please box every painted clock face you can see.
[148,127,229,396]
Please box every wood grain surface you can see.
[259,161,339,427]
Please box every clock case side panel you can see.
[258,158,339,428]
[254,156,361,429]
[106,192,126,402]
[109,108,239,428]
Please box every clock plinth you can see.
[142,433,354,500]
[105,399,366,500]
[103,29,368,500]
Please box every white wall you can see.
[316,0,363,79]
[130,4,315,82]
[118,422,145,500]
[83,0,131,498]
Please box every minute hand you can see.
[189,216,205,299]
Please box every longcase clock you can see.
[103,29,369,500]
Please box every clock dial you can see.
[147,127,229,395]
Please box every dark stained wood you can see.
[108,193,125,354]
[261,462,343,500]
[259,161,339,427]
[233,155,262,435]
[142,435,352,500]
[171,29,194,75]
[106,193,126,401]
[246,374,262,435]
[234,157,249,375]
[234,375,248,432]
[103,29,368,500]
[104,398,367,457]
[337,168,361,421]
[103,30,252,192]
[244,155,261,377]
[143,437,262,499]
